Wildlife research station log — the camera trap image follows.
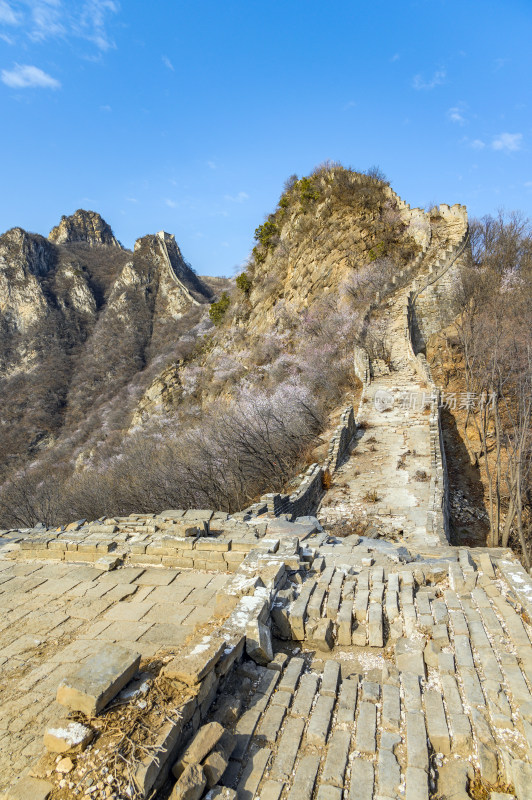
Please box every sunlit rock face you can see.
[49,209,123,248]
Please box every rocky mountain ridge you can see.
[0,210,216,479]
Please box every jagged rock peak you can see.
[134,230,214,303]
[0,227,56,276]
[48,210,122,249]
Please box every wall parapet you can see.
[245,403,357,521]
[405,292,450,544]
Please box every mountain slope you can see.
[0,211,214,479]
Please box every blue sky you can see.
[0,0,531,276]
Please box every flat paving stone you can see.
[56,643,141,715]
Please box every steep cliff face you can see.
[0,212,214,477]
[240,170,424,332]
[49,210,123,248]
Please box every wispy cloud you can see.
[206,160,217,170]
[165,198,177,208]
[162,55,174,71]
[1,62,61,88]
[343,100,356,110]
[390,53,400,62]
[492,132,523,152]
[99,103,111,111]
[1,1,119,52]
[493,57,508,72]
[224,191,249,203]
[471,139,486,149]
[447,105,466,124]
[0,1,20,25]
[412,69,446,90]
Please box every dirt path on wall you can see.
[318,289,439,549]
[318,207,468,551]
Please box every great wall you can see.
[1,197,531,800]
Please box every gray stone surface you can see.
[56,643,141,715]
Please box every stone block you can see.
[317,787,342,800]
[43,720,94,753]
[269,717,305,780]
[306,617,334,651]
[291,672,319,717]
[379,745,401,798]
[2,778,53,800]
[406,712,428,771]
[355,702,377,754]
[56,643,141,715]
[382,683,401,731]
[286,754,320,800]
[246,619,273,665]
[170,764,206,800]
[278,657,305,693]
[405,767,429,800]
[321,729,351,787]
[307,694,335,746]
[205,789,237,800]
[256,704,286,744]
[424,690,450,754]
[237,746,272,800]
[202,750,229,788]
[321,659,341,696]
[368,602,383,646]
[349,759,374,800]
[134,711,191,797]
[175,722,225,773]
[395,637,425,676]
[436,760,473,800]
[164,636,225,685]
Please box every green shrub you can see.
[254,219,279,249]
[209,292,231,325]
[236,272,252,294]
[368,242,386,261]
[297,176,321,209]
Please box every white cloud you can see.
[206,160,217,170]
[162,55,174,71]
[471,139,486,149]
[78,1,119,51]
[0,31,14,42]
[390,53,400,62]
[412,69,446,90]
[343,100,356,110]
[2,1,118,51]
[224,191,249,203]
[448,106,466,124]
[0,1,20,25]
[492,132,523,152]
[165,198,177,208]
[1,63,60,88]
[99,103,111,111]
[524,181,532,188]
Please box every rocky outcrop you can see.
[49,210,123,248]
[130,363,183,427]
[135,232,213,310]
